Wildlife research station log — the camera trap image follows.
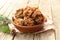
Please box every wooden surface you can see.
[0,0,60,40]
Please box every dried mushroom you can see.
[14,6,45,26]
[24,17,34,26]
[32,9,41,18]
[14,18,24,25]
[15,9,23,19]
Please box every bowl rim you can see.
[12,16,46,28]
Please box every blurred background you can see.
[0,0,60,40]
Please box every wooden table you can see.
[0,0,59,40]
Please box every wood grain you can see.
[51,0,60,40]
[0,32,6,40]
[14,33,34,40]
[34,30,55,40]
[0,0,56,40]
[34,0,55,40]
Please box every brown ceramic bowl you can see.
[12,16,46,33]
